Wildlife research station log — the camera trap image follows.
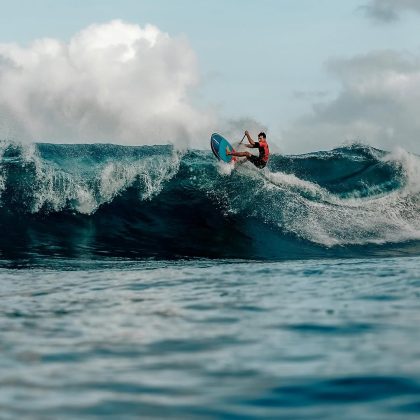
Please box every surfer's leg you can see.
[227,150,251,158]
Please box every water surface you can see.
[1,257,420,419]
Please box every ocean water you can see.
[1,141,420,418]
[2,258,420,419]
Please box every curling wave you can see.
[1,141,420,260]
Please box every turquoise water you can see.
[1,257,420,419]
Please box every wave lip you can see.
[1,141,420,260]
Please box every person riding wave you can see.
[227,131,270,168]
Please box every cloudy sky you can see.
[0,0,420,153]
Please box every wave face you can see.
[1,141,420,260]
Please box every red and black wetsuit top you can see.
[254,139,270,162]
[248,139,270,168]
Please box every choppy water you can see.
[1,257,420,419]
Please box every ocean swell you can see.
[1,141,420,260]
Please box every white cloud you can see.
[283,50,420,154]
[0,20,216,147]
[362,0,420,22]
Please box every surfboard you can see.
[210,133,235,163]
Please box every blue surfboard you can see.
[211,133,235,163]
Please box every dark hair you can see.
[258,132,266,139]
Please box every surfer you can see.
[226,131,270,168]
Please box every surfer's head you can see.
[258,132,266,141]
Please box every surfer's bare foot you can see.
[226,147,231,156]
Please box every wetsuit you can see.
[248,140,269,168]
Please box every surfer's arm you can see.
[245,130,255,146]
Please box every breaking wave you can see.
[1,141,420,260]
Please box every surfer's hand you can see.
[245,130,249,136]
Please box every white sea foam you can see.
[5,141,181,215]
[227,148,420,247]
[217,160,236,176]
[99,151,181,203]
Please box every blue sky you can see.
[1,0,420,152]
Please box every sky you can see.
[0,0,420,153]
